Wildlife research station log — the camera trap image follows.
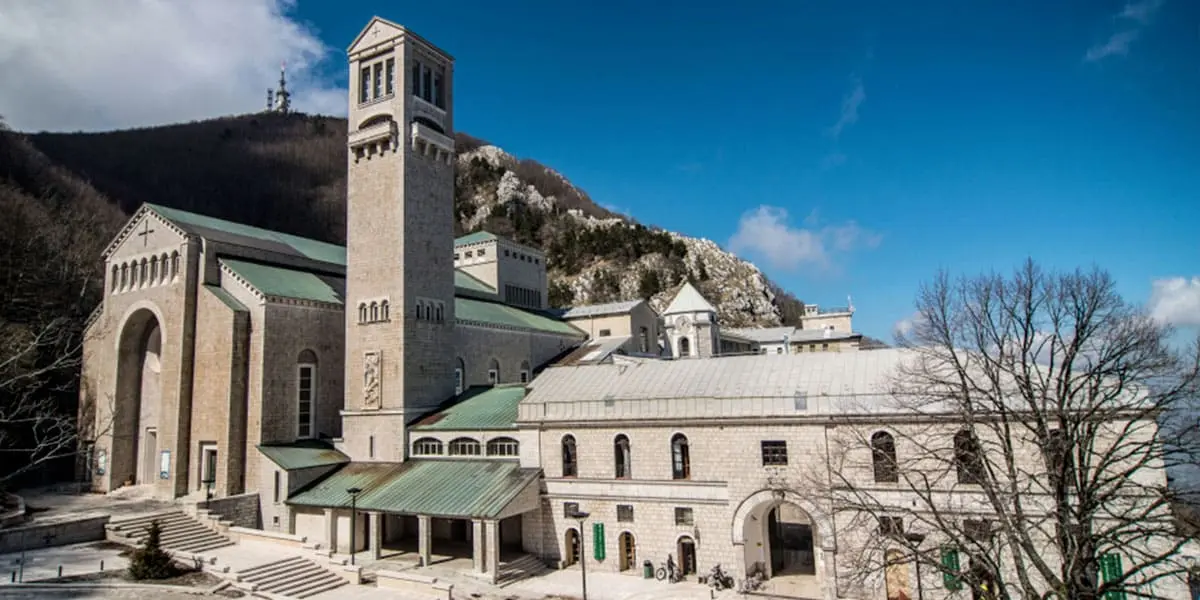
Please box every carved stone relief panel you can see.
[363,350,382,410]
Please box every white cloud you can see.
[827,78,865,139]
[0,0,346,132]
[893,313,919,338]
[728,205,880,272]
[1149,276,1200,327]
[1085,30,1140,62]
[1085,0,1164,62]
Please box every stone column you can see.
[418,515,432,566]
[485,519,500,584]
[324,508,337,554]
[369,512,383,560]
[472,519,485,573]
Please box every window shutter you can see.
[1100,554,1125,600]
[593,522,606,560]
[941,547,962,591]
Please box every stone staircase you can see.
[106,510,234,554]
[497,553,550,586]
[236,555,348,598]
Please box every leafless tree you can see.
[0,316,83,487]
[814,261,1200,600]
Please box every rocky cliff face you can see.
[455,143,799,327]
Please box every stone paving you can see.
[0,541,130,584]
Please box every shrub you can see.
[127,520,178,580]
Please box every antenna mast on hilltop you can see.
[265,61,291,114]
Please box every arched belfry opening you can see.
[113,308,165,486]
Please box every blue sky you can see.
[289,0,1199,340]
[3,0,1196,340]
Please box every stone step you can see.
[108,510,186,528]
[240,556,347,599]
[274,571,346,597]
[293,579,348,599]
[239,555,309,578]
[172,537,234,554]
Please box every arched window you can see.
[614,434,632,479]
[160,253,169,283]
[486,437,520,457]
[297,350,317,438]
[562,435,577,477]
[448,437,482,456]
[678,337,691,357]
[416,302,424,320]
[871,431,898,483]
[381,300,389,321]
[359,303,368,323]
[487,358,500,385]
[370,302,379,322]
[671,434,690,480]
[955,430,985,484]
[519,360,531,384]
[170,251,180,279]
[412,437,443,456]
[119,263,128,290]
[436,304,444,322]
[455,357,465,395]
[139,258,148,287]
[111,265,119,292]
[639,327,649,353]
[149,256,159,284]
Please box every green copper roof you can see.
[147,203,346,267]
[288,460,540,519]
[204,285,248,312]
[454,270,497,296]
[456,297,584,337]
[412,385,525,431]
[258,440,350,471]
[222,259,345,305]
[454,231,497,246]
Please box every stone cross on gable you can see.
[137,220,155,247]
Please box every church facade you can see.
[76,16,1188,600]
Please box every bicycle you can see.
[654,556,682,583]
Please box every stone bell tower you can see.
[341,17,457,462]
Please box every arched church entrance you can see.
[113,308,163,486]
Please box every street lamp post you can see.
[904,532,927,600]
[347,487,363,565]
[571,510,590,600]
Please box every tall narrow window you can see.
[455,357,465,395]
[384,58,395,96]
[411,61,421,98]
[380,300,389,321]
[273,471,281,503]
[955,430,985,484]
[297,350,317,438]
[372,62,382,99]
[614,434,632,479]
[1046,428,1075,489]
[422,65,432,102]
[679,337,691,357]
[359,66,370,103]
[358,303,368,323]
[872,431,898,483]
[639,327,649,353]
[519,360,530,384]
[111,266,119,292]
[671,434,690,480]
[433,71,444,108]
[370,301,379,322]
[562,435,577,477]
[488,358,500,385]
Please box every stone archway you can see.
[731,490,835,599]
[112,307,164,486]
